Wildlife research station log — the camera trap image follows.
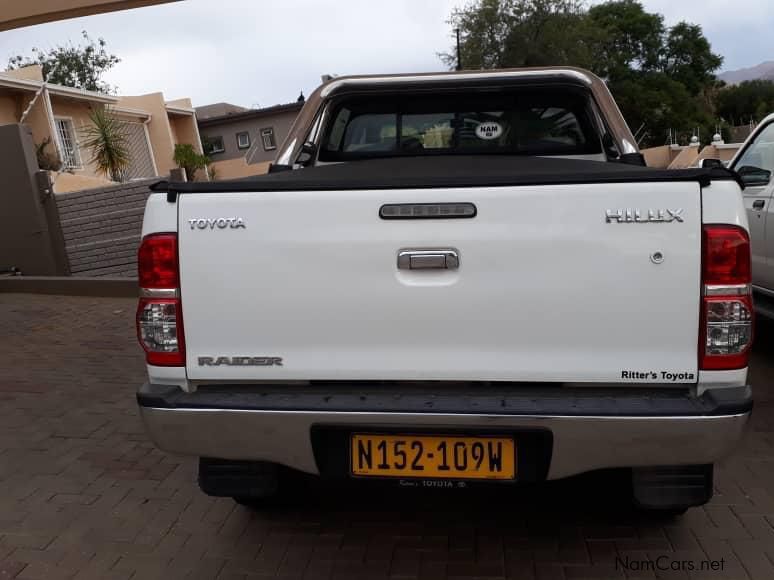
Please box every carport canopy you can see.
[0,0,181,31]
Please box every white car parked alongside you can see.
[730,114,774,317]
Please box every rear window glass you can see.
[320,90,601,161]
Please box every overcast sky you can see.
[0,0,769,109]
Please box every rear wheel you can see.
[631,464,713,515]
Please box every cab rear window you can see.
[319,89,602,161]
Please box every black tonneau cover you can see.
[154,156,741,200]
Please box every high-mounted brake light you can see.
[137,233,185,366]
[700,225,753,370]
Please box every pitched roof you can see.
[196,101,303,127]
[0,71,117,104]
[194,102,248,120]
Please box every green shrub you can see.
[173,144,210,181]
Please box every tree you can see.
[501,0,590,68]
[7,31,120,93]
[173,144,210,182]
[607,69,713,146]
[594,4,722,145]
[441,0,514,69]
[586,0,664,77]
[662,22,723,96]
[716,80,774,126]
[444,0,725,147]
[80,107,130,181]
[442,0,590,70]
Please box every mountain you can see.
[718,61,774,85]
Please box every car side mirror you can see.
[296,142,316,166]
[267,163,292,174]
[737,165,772,187]
[701,158,723,169]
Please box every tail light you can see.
[700,225,753,370]
[138,233,178,288]
[137,234,185,366]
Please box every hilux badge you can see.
[605,209,684,223]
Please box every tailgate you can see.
[178,182,701,383]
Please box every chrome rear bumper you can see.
[138,383,751,480]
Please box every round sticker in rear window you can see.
[475,121,503,140]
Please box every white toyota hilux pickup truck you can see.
[136,68,753,513]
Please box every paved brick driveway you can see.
[0,294,773,580]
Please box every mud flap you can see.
[198,458,279,499]
[632,464,713,511]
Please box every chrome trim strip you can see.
[139,288,179,298]
[753,285,774,298]
[320,69,593,98]
[142,406,747,421]
[704,284,751,296]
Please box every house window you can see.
[236,132,251,149]
[206,136,225,155]
[55,118,81,169]
[261,128,276,150]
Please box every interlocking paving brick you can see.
[0,561,27,579]
[0,293,773,579]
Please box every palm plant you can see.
[81,106,130,181]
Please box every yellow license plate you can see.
[350,434,516,480]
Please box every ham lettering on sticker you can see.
[475,121,503,140]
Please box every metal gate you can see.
[120,121,156,179]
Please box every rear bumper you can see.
[137,383,752,480]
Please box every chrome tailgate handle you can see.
[397,249,459,270]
